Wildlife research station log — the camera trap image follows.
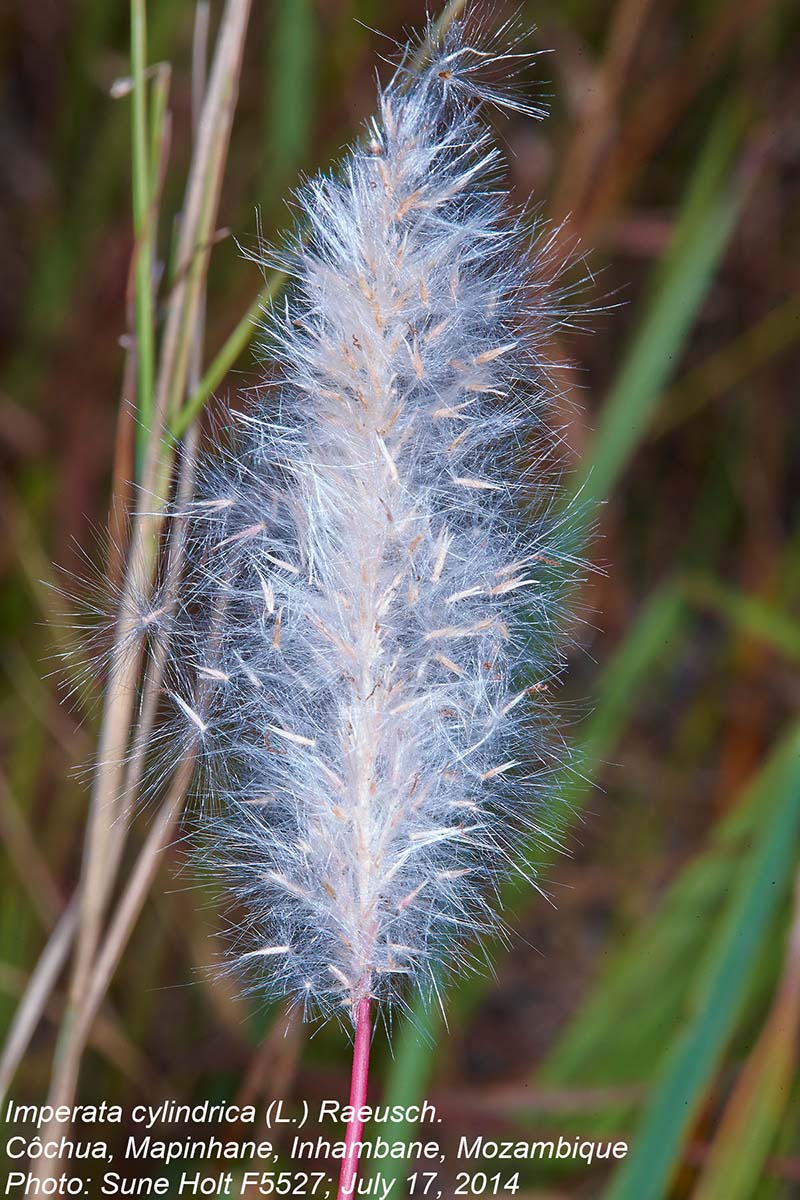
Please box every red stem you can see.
[337,996,372,1200]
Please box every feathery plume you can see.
[155,17,584,1156]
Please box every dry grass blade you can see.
[63,0,251,1044]
[152,0,252,444]
[78,756,195,1067]
[118,1,210,869]
[26,3,253,1182]
[32,755,194,1167]
[71,0,251,1009]
[234,1008,304,1109]
[0,957,158,1097]
[560,0,773,240]
[551,0,658,222]
[172,270,287,437]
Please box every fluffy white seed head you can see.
[162,19,584,1022]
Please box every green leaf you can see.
[265,0,316,191]
[575,100,745,508]
[604,724,800,1200]
[691,961,800,1200]
[539,735,775,1097]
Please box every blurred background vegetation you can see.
[0,1,799,1197]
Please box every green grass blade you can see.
[691,956,800,1200]
[264,0,315,194]
[604,723,800,1200]
[131,0,155,462]
[148,64,171,202]
[172,272,287,438]
[576,101,745,508]
[540,749,774,1093]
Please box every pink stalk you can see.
[337,996,372,1200]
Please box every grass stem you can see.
[338,996,372,1200]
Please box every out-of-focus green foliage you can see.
[1,1,798,1197]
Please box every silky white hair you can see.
[159,17,584,1022]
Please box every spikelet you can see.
[161,17,583,1023]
